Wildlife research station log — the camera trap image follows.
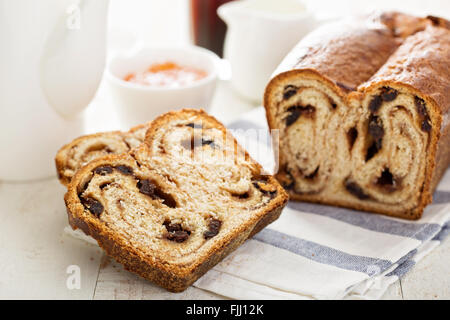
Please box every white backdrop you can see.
[107,0,450,49]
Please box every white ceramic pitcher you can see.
[0,0,109,181]
[218,0,316,103]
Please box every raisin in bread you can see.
[55,123,149,186]
[64,109,288,292]
[264,12,450,220]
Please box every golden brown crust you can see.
[271,12,429,93]
[426,15,450,30]
[271,12,442,94]
[55,123,150,186]
[362,25,450,125]
[65,109,288,292]
[264,12,450,220]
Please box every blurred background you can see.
[108,0,450,48]
[102,0,450,125]
[106,0,450,111]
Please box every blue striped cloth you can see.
[193,107,450,299]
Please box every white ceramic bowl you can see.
[106,46,219,128]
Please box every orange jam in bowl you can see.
[124,62,208,88]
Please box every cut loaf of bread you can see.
[55,123,149,186]
[65,109,288,292]
[264,12,450,220]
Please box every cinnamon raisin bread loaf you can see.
[264,12,450,220]
[55,123,149,186]
[65,109,288,292]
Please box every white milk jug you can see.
[218,0,316,103]
[0,0,109,181]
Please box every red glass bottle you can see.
[190,0,235,57]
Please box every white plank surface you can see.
[94,255,227,300]
[401,238,450,300]
[381,281,403,300]
[0,178,103,299]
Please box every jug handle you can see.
[40,0,109,119]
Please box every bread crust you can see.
[264,12,450,220]
[65,109,288,292]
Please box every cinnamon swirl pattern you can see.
[64,109,288,292]
[55,123,149,186]
[264,12,450,219]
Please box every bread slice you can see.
[64,109,288,292]
[55,124,149,186]
[264,12,450,220]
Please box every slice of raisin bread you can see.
[55,123,149,186]
[264,12,450,220]
[65,109,288,292]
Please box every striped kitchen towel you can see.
[193,106,450,300]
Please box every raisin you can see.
[366,115,384,161]
[239,192,250,199]
[304,166,319,180]
[283,180,295,190]
[344,179,370,200]
[186,123,203,129]
[99,182,111,190]
[328,97,338,109]
[347,127,358,150]
[415,96,432,133]
[377,169,394,186]
[233,192,250,199]
[166,230,190,243]
[163,221,183,233]
[163,220,190,242]
[182,137,216,150]
[94,166,113,175]
[137,179,156,197]
[415,97,427,116]
[381,87,398,102]
[369,95,383,113]
[376,168,399,192]
[80,197,104,217]
[368,115,384,148]
[422,120,432,132]
[201,139,216,147]
[366,142,380,162]
[285,109,301,126]
[137,179,177,208]
[115,165,133,175]
[283,85,297,100]
[285,105,315,126]
[204,218,222,239]
[253,180,277,198]
[279,167,295,190]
